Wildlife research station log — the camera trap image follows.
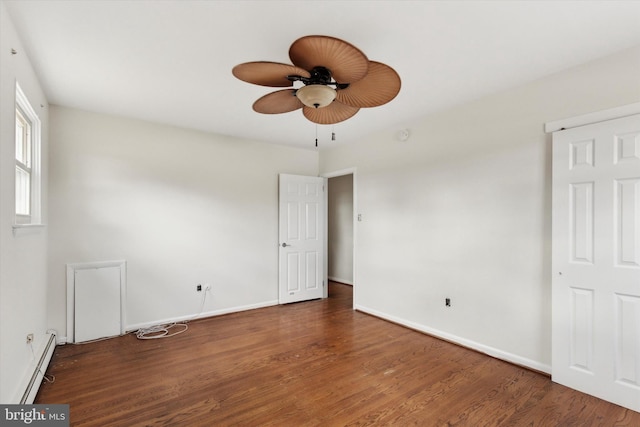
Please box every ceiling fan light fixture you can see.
[296,84,336,108]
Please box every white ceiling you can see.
[5,0,640,150]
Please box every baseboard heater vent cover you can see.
[20,331,56,404]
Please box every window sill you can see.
[12,223,46,236]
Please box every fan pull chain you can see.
[315,125,318,149]
[331,125,336,141]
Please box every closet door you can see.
[552,114,640,412]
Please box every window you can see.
[14,83,41,226]
[15,107,31,217]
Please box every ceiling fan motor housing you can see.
[309,66,333,85]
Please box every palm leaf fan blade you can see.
[336,61,401,108]
[289,35,369,84]
[253,89,303,114]
[233,62,310,87]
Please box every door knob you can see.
[281,243,290,247]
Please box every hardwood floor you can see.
[36,282,638,426]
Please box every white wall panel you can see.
[48,106,318,333]
[319,45,640,371]
[0,4,50,403]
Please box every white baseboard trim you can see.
[126,300,279,332]
[355,304,551,375]
[328,276,353,285]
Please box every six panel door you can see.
[552,114,640,412]
[278,174,325,304]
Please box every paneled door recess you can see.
[552,114,640,412]
[66,260,126,343]
[279,174,326,304]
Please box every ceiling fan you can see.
[232,35,401,125]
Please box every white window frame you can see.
[14,83,42,227]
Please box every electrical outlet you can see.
[26,333,34,344]
[196,284,202,292]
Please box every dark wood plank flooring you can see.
[36,282,639,426]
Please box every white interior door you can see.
[279,174,325,304]
[552,114,640,412]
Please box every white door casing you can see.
[551,114,640,412]
[279,174,325,304]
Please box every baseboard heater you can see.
[20,331,56,404]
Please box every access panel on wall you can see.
[66,260,127,343]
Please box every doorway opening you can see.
[324,168,356,308]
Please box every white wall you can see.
[0,2,50,403]
[48,106,318,337]
[328,174,353,284]
[320,45,640,372]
